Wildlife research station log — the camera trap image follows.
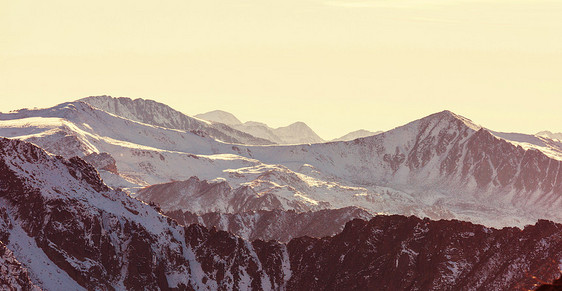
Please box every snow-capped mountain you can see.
[194,110,242,126]
[1,137,562,290]
[196,109,325,144]
[80,96,274,145]
[165,207,374,242]
[331,129,382,142]
[1,101,562,228]
[271,122,325,144]
[0,137,287,289]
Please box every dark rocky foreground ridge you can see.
[1,137,562,290]
[165,207,374,243]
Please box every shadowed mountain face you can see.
[0,137,285,290]
[165,207,374,243]
[0,241,39,290]
[1,137,562,289]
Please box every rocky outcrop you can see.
[136,174,333,214]
[165,207,373,242]
[0,241,40,291]
[83,152,118,174]
[0,138,277,289]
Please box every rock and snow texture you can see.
[80,95,274,145]
[0,241,40,290]
[331,129,383,142]
[165,207,374,243]
[284,216,562,290]
[0,138,561,290]
[0,137,285,290]
[196,109,325,144]
[1,101,562,228]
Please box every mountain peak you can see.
[286,121,308,128]
[425,110,481,131]
[274,121,325,144]
[195,110,242,125]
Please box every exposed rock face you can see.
[243,110,562,226]
[1,137,562,290]
[0,241,40,291]
[165,207,374,242]
[536,275,562,290]
[0,138,280,290]
[285,216,562,290]
[83,152,118,174]
[81,96,274,145]
[2,103,562,227]
[136,173,340,214]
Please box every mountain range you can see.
[1,137,562,289]
[1,95,562,289]
[2,97,561,227]
[195,109,325,144]
[195,109,381,144]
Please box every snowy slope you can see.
[0,241,40,290]
[331,129,383,142]
[80,96,274,145]
[491,130,562,161]
[2,137,562,290]
[0,137,286,290]
[239,111,562,227]
[1,103,562,228]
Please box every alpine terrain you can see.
[1,96,562,290]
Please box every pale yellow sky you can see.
[1,0,561,139]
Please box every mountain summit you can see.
[196,110,325,144]
[195,110,242,125]
[80,96,273,145]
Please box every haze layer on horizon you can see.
[1,0,561,139]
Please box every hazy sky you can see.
[1,0,561,139]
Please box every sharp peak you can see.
[423,110,481,130]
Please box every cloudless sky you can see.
[1,0,561,139]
